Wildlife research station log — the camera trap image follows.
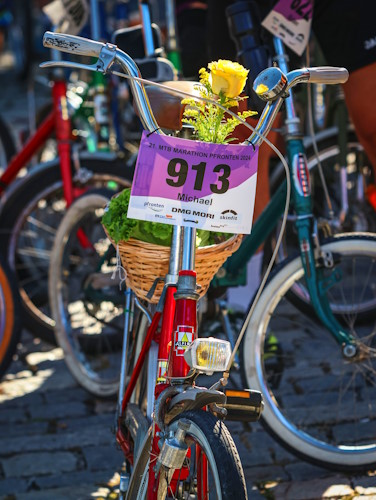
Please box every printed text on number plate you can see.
[127,132,259,234]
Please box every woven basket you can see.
[105,229,243,304]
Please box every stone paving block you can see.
[272,444,299,465]
[0,408,28,425]
[34,367,77,393]
[28,401,88,420]
[0,425,114,456]
[83,444,124,472]
[234,439,275,468]
[271,476,353,500]
[2,451,78,478]
[93,399,117,415]
[0,369,59,402]
[354,485,376,495]
[53,412,115,433]
[0,477,29,496]
[14,483,110,500]
[0,421,49,441]
[352,496,376,500]
[353,475,376,489]
[244,464,289,483]
[35,468,120,490]
[43,386,91,405]
[285,461,333,482]
[246,485,267,499]
[0,393,44,410]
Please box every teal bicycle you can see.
[219,36,376,471]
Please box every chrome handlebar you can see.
[42,31,349,147]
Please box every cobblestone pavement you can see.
[1,331,376,500]
[0,65,376,499]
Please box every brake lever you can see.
[39,42,117,74]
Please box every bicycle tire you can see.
[0,153,133,345]
[127,410,247,499]
[241,233,376,471]
[49,191,123,397]
[0,254,21,379]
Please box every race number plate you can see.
[262,0,314,56]
[127,132,259,234]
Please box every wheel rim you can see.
[137,420,223,499]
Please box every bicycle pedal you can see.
[221,389,264,422]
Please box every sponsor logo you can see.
[174,326,194,356]
[220,209,238,221]
[144,201,164,212]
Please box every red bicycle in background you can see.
[0,28,133,344]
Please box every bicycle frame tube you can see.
[0,78,75,205]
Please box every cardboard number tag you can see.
[262,0,314,55]
[127,132,259,235]
[43,0,89,35]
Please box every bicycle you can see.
[214,35,376,471]
[42,30,361,497]
[0,5,136,345]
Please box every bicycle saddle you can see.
[143,80,202,131]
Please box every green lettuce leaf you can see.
[102,188,229,247]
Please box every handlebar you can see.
[307,66,349,84]
[42,31,349,147]
[43,31,105,57]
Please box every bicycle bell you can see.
[253,66,288,101]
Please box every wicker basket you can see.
[105,229,243,304]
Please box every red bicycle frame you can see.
[0,77,80,204]
[116,268,209,498]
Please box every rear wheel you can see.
[127,410,247,499]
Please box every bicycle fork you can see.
[275,34,356,357]
[288,137,356,356]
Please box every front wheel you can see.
[242,234,376,471]
[127,410,247,499]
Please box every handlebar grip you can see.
[43,31,105,57]
[308,67,349,85]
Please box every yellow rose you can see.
[208,60,249,98]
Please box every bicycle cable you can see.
[305,44,335,219]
